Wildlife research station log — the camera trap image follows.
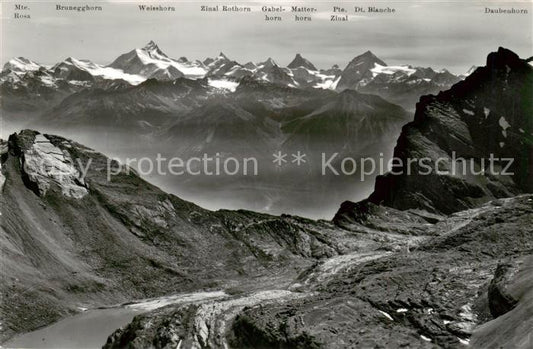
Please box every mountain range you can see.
[1,41,464,115]
[1,47,531,348]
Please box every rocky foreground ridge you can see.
[1,129,401,343]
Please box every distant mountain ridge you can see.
[1,41,463,112]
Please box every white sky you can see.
[1,0,532,74]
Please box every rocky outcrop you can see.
[471,255,533,349]
[333,199,444,235]
[9,131,88,198]
[487,263,520,318]
[104,290,308,349]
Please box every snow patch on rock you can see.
[371,63,416,77]
[420,335,432,342]
[459,304,476,322]
[126,290,227,312]
[378,310,393,321]
[0,169,6,192]
[59,57,145,85]
[208,79,239,91]
[499,116,511,138]
[458,337,470,345]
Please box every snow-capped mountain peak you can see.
[335,51,388,91]
[136,41,170,61]
[109,42,208,80]
[3,57,42,73]
[259,58,278,69]
[52,56,146,84]
[203,52,242,78]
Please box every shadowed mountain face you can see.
[162,100,281,156]
[281,89,410,155]
[38,78,213,130]
[341,47,533,216]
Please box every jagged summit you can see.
[465,65,478,76]
[3,57,42,72]
[287,53,317,71]
[63,56,82,64]
[353,50,386,66]
[486,46,522,69]
[138,40,168,59]
[204,52,231,68]
[260,57,278,68]
[143,40,159,51]
[335,50,387,91]
[243,61,257,70]
[361,50,377,57]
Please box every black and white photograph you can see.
[0,0,532,348]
